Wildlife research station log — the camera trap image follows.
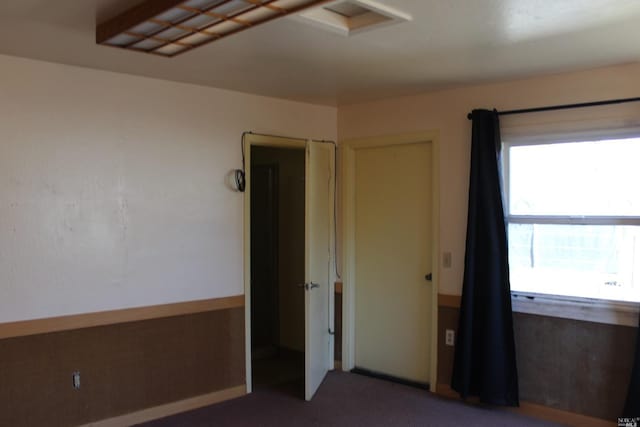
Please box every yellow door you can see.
[354,142,433,383]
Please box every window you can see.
[504,134,640,303]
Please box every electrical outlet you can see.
[443,252,452,269]
[445,329,455,346]
[72,371,81,390]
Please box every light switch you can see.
[443,252,452,268]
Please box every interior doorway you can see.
[244,133,334,401]
[250,146,306,397]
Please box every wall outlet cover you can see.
[445,329,455,346]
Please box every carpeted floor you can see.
[138,371,561,426]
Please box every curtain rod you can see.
[466,96,640,120]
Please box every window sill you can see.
[511,292,640,327]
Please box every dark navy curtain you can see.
[624,318,639,417]
[451,109,519,406]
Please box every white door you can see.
[304,140,334,401]
[354,142,433,384]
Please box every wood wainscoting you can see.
[0,296,246,427]
[436,293,628,427]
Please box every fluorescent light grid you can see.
[98,0,331,57]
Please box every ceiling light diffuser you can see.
[97,0,332,57]
[297,0,411,36]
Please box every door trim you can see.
[341,131,440,392]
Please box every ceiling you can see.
[1,0,639,105]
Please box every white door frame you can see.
[243,133,336,394]
[341,131,440,392]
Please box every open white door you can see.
[304,140,334,401]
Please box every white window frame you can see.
[502,129,640,326]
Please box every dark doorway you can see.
[250,163,280,358]
[250,146,306,397]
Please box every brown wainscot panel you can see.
[0,297,245,427]
[436,293,636,422]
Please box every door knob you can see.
[425,273,432,281]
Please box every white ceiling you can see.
[1,0,639,105]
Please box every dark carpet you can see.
[138,371,561,427]
[251,349,305,393]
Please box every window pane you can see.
[508,223,640,302]
[508,137,640,216]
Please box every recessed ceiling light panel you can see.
[324,3,369,18]
[296,0,411,36]
[97,0,333,57]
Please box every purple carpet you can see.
[139,371,560,426]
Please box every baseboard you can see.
[352,367,429,390]
[514,401,616,427]
[436,383,474,400]
[81,385,246,427]
[435,384,615,427]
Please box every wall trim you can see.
[438,293,461,308]
[0,295,244,340]
[438,292,640,327]
[511,292,640,327]
[81,384,246,427]
[435,384,615,427]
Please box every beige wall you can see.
[0,54,336,323]
[3,51,639,320]
[338,62,640,295]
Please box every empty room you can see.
[0,1,638,426]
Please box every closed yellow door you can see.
[354,142,433,383]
